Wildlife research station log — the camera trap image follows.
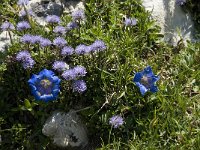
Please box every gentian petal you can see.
[143,66,154,77]
[133,72,143,82]
[39,69,55,77]
[28,74,38,84]
[151,75,160,83]
[136,82,148,95]
[150,85,158,93]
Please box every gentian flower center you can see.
[140,75,151,88]
[37,78,53,95]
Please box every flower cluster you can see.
[17,21,31,31]
[46,15,61,24]
[16,50,35,69]
[71,9,85,21]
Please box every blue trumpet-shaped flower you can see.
[28,69,61,102]
[133,66,159,95]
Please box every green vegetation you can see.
[0,0,199,149]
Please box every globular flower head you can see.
[53,37,67,48]
[109,115,124,128]
[17,21,31,31]
[16,50,35,69]
[31,35,43,44]
[19,9,33,17]
[66,22,78,30]
[39,38,52,47]
[62,69,76,80]
[73,66,87,77]
[124,18,137,26]
[176,0,186,6]
[52,61,69,72]
[75,44,90,55]
[133,66,160,96]
[17,0,29,6]
[61,46,74,56]
[16,50,31,62]
[90,40,106,52]
[53,26,66,35]
[46,15,60,24]
[1,21,15,31]
[28,69,61,102]
[71,9,85,21]
[72,80,87,93]
[22,57,35,69]
[20,34,33,44]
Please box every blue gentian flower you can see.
[28,69,61,102]
[133,66,159,95]
[109,115,124,128]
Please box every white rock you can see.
[0,31,12,52]
[42,110,88,148]
[142,0,196,45]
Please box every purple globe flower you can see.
[133,66,160,96]
[176,0,186,6]
[66,22,78,30]
[16,50,35,69]
[46,15,60,24]
[72,80,87,93]
[53,26,66,34]
[17,0,29,6]
[90,40,106,52]
[22,57,35,69]
[0,21,15,31]
[28,69,61,102]
[109,115,124,128]
[73,66,87,77]
[61,46,74,56]
[75,44,90,55]
[71,9,85,21]
[53,37,67,48]
[16,50,31,61]
[124,18,137,26]
[19,9,33,17]
[62,69,76,80]
[39,38,52,47]
[20,34,33,44]
[31,35,43,44]
[52,61,69,72]
[17,21,31,31]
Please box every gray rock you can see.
[42,110,88,149]
[27,0,85,25]
[142,0,197,45]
